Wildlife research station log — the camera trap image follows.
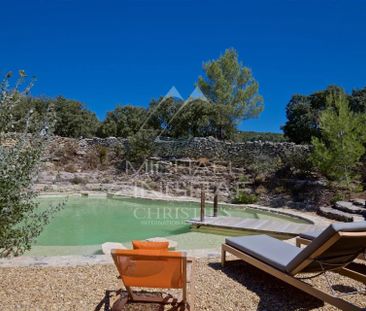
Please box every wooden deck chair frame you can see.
[222,231,366,311]
[111,249,194,311]
[296,236,366,261]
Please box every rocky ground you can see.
[31,135,366,224]
[36,136,337,211]
[1,257,365,311]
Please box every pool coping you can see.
[0,248,222,268]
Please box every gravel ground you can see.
[0,258,365,311]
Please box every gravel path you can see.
[0,258,365,310]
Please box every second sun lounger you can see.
[296,226,365,260]
[222,222,366,311]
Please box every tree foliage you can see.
[148,98,220,138]
[177,99,218,137]
[311,89,366,187]
[197,48,264,139]
[350,87,366,113]
[124,129,157,164]
[0,72,62,257]
[147,49,264,140]
[147,97,181,137]
[283,86,365,144]
[3,95,100,138]
[2,49,265,141]
[97,105,151,138]
[53,96,99,138]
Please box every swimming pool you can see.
[28,196,309,256]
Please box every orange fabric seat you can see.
[111,248,193,310]
[132,240,169,250]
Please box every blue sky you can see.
[1,0,365,133]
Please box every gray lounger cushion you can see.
[299,230,323,240]
[287,221,366,273]
[226,235,302,272]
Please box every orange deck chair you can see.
[111,249,193,310]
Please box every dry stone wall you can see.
[78,136,310,163]
[152,137,310,162]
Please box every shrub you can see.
[113,144,124,158]
[255,185,267,195]
[64,164,78,173]
[0,72,62,257]
[311,89,366,188]
[330,192,347,205]
[273,186,286,194]
[281,149,314,177]
[96,145,108,166]
[83,149,99,170]
[238,175,249,183]
[71,176,86,185]
[125,130,156,165]
[232,191,258,204]
[53,141,78,166]
[246,154,283,177]
[361,156,366,187]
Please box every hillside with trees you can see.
[7,49,269,141]
[282,86,366,144]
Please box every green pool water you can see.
[28,196,308,256]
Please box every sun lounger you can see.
[296,226,365,260]
[222,222,366,311]
[296,229,324,246]
[111,249,194,310]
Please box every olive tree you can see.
[0,71,62,257]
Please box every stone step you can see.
[334,201,366,215]
[317,206,355,222]
[351,198,366,207]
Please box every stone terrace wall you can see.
[71,136,310,163]
[152,137,310,162]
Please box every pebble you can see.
[0,258,365,310]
